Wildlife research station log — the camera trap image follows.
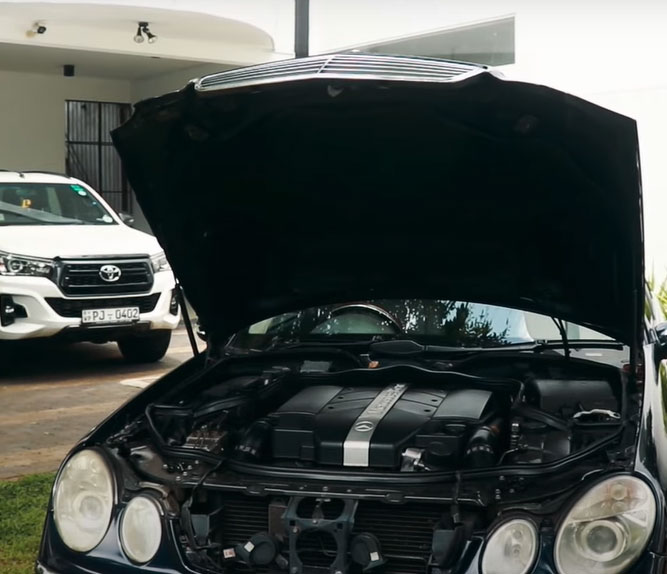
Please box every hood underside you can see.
[112,54,643,344]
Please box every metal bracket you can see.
[283,497,358,574]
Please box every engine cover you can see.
[270,384,497,468]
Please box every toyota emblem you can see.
[354,421,374,432]
[99,264,122,283]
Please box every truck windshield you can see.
[0,183,116,225]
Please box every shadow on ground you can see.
[0,340,181,383]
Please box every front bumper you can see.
[0,272,179,341]
[34,552,667,574]
[37,501,667,574]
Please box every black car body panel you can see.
[112,54,642,345]
[39,54,667,574]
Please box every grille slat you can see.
[46,294,160,317]
[59,260,153,295]
[196,54,483,92]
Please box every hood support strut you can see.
[176,283,200,357]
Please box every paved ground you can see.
[0,327,205,479]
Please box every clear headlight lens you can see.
[0,251,54,277]
[555,475,656,574]
[53,449,114,552]
[120,496,162,563]
[150,251,170,273]
[481,518,538,574]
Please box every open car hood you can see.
[112,54,643,344]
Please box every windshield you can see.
[0,183,116,226]
[232,300,612,350]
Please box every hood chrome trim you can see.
[196,53,485,92]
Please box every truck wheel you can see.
[117,330,171,363]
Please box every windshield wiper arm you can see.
[551,317,570,358]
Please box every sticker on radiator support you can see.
[342,383,408,467]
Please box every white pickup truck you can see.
[0,170,179,362]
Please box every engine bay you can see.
[136,352,625,475]
[110,351,634,573]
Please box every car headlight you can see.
[150,251,171,273]
[481,518,538,574]
[554,475,656,574]
[0,251,54,277]
[53,449,114,552]
[120,496,162,563]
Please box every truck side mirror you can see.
[655,322,667,347]
[119,212,135,226]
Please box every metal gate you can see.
[65,100,132,213]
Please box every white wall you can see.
[0,69,130,172]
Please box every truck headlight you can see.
[0,251,54,277]
[150,251,170,273]
[481,518,538,574]
[53,449,114,552]
[554,475,656,574]
[120,496,162,563]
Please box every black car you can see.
[37,54,666,574]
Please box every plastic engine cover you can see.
[269,384,496,468]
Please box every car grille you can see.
[46,294,161,318]
[213,494,443,574]
[196,53,483,92]
[59,260,153,295]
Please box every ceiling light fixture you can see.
[133,21,157,44]
[145,29,158,44]
[133,24,144,43]
[26,21,47,38]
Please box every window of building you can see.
[65,100,132,213]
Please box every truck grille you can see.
[59,260,153,295]
[213,494,443,574]
[46,294,160,318]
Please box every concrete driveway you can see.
[0,327,204,479]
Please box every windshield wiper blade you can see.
[529,339,625,351]
[369,338,625,357]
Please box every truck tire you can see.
[117,330,171,363]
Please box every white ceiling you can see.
[0,2,274,46]
[0,2,278,74]
[0,42,216,79]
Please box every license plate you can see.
[81,307,140,324]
